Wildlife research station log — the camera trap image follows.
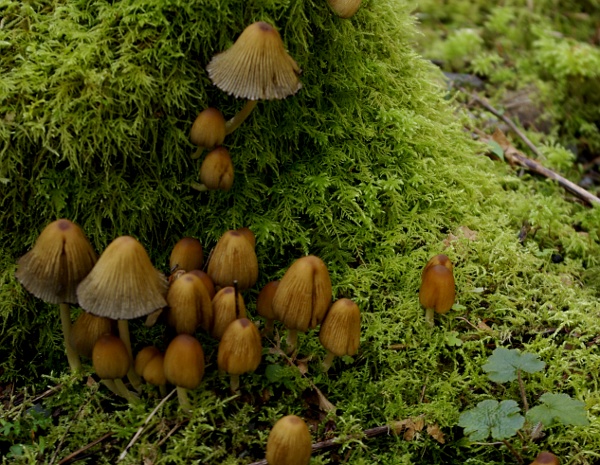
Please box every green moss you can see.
[2,0,600,463]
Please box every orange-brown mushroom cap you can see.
[266,415,312,465]
[206,21,302,100]
[319,298,361,357]
[190,108,226,149]
[199,146,234,191]
[207,230,259,291]
[217,318,262,375]
[529,452,560,465]
[419,261,455,315]
[164,334,205,390]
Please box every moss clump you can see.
[1,0,600,464]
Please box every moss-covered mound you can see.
[1,0,600,464]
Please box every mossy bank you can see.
[1,0,600,464]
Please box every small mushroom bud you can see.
[319,298,361,372]
[529,452,560,465]
[218,318,262,392]
[164,334,205,412]
[327,0,362,18]
[195,146,234,192]
[190,107,226,157]
[256,280,279,337]
[266,415,312,465]
[141,353,167,397]
[211,286,247,339]
[134,346,162,377]
[92,335,138,402]
[419,254,455,327]
[169,237,203,274]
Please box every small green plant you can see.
[458,347,589,461]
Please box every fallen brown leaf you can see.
[427,424,446,444]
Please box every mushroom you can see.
[189,107,226,159]
[217,318,262,392]
[236,227,256,248]
[211,286,247,339]
[193,146,234,192]
[207,229,258,291]
[327,0,362,18]
[266,415,312,465]
[15,218,97,372]
[77,236,168,389]
[188,270,216,299]
[70,312,115,359]
[318,298,360,372]
[256,280,280,337]
[163,334,205,412]
[169,237,204,274]
[419,254,455,327]
[206,21,302,134]
[135,347,167,396]
[529,452,560,465]
[92,334,138,402]
[166,271,213,334]
[271,255,332,353]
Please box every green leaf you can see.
[527,393,589,427]
[458,399,524,441]
[487,140,505,161]
[482,347,546,383]
[264,364,284,384]
[445,331,463,347]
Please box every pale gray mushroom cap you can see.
[206,21,302,100]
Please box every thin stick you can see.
[459,87,545,160]
[247,425,392,465]
[156,420,189,447]
[517,369,529,413]
[502,439,524,464]
[118,388,177,462]
[57,432,113,465]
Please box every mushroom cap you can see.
[256,280,280,320]
[271,255,332,332]
[92,334,130,379]
[190,107,226,149]
[422,254,453,277]
[319,298,361,357]
[217,318,262,375]
[134,346,162,376]
[77,236,168,320]
[188,269,216,299]
[166,272,213,334]
[235,227,256,249]
[70,312,115,359]
[199,146,234,191]
[530,452,560,465]
[170,237,203,274]
[16,219,97,304]
[266,415,312,465]
[206,21,302,100]
[211,286,247,339]
[164,334,205,390]
[207,230,259,291]
[419,262,455,315]
[142,353,167,387]
[327,0,362,18]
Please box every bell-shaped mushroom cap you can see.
[199,146,234,191]
[16,219,97,304]
[217,318,262,375]
[77,236,168,320]
[422,254,453,276]
[70,312,115,359]
[166,272,213,334]
[141,353,167,387]
[419,260,455,315]
[170,237,203,274]
[211,286,247,339]
[319,298,361,357]
[134,346,162,377]
[206,21,302,100]
[207,230,259,291]
[529,452,560,465]
[272,255,332,332]
[92,334,130,380]
[266,415,312,465]
[327,0,362,18]
[188,270,216,299]
[236,227,256,249]
[256,280,280,321]
[164,334,205,390]
[190,108,226,149]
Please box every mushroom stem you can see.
[117,320,143,392]
[101,379,122,397]
[159,385,167,397]
[225,100,258,135]
[191,147,203,160]
[286,329,298,354]
[113,378,140,403]
[191,182,208,192]
[230,374,240,393]
[176,387,192,412]
[262,318,275,338]
[322,351,336,372]
[59,303,82,372]
[425,308,435,327]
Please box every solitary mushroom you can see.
[15,219,97,372]
[419,254,455,327]
[319,298,361,372]
[163,334,205,412]
[207,229,258,291]
[271,255,332,353]
[266,415,312,465]
[190,107,226,159]
[327,0,362,18]
[193,146,234,192]
[217,318,262,392]
[206,21,302,134]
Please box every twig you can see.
[502,439,524,464]
[156,419,189,447]
[459,87,545,160]
[247,425,392,465]
[117,388,177,462]
[57,432,113,465]
[517,369,529,413]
